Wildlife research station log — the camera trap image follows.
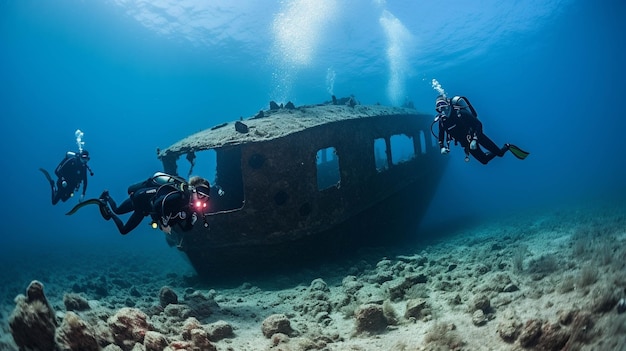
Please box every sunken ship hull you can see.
[158,102,447,276]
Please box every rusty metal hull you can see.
[158,103,447,276]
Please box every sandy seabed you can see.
[1,200,625,351]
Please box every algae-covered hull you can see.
[157,102,447,276]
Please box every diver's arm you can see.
[82,167,88,198]
[438,119,449,154]
[473,118,484,136]
[437,119,445,148]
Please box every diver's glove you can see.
[470,137,478,150]
[440,147,449,155]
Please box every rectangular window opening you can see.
[374,138,388,172]
[316,147,340,190]
[390,134,416,165]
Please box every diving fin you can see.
[508,144,530,160]
[39,168,54,186]
[65,199,107,216]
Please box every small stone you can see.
[309,278,329,292]
[261,314,294,338]
[472,310,487,326]
[503,283,519,292]
[497,318,521,342]
[471,294,491,312]
[63,293,90,311]
[205,320,234,341]
[354,304,387,333]
[190,328,215,351]
[56,312,99,351]
[181,317,202,340]
[107,308,151,349]
[159,286,178,308]
[271,333,289,346]
[404,298,428,319]
[144,331,169,351]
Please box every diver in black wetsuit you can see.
[67,172,211,235]
[434,95,529,164]
[96,172,189,235]
[149,177,211,234]
[40,150,93,204]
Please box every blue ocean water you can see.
[0,0,624,270]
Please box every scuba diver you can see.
[66,172,210,235]
[40,130,94,204]
[152,175,211,234]
[433,95,529,164]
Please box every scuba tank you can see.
[128,172,187,195]
[151,172,187,188]
[450,96,478,118]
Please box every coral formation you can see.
[107,307,152,350]
[9,280,57,351]
[55,311,99,351]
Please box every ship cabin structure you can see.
[157,102,447,276]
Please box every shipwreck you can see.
[157,98,447,276]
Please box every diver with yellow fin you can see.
[433,95,529,164]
